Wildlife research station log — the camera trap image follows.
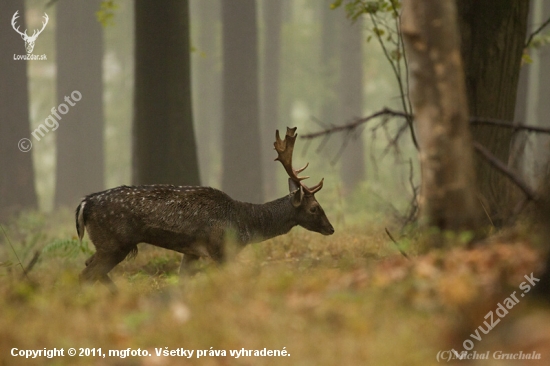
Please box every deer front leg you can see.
[179,254,201,276]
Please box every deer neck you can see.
[232,195,297,244]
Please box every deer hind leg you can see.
[80,246,131,293]
[85,253,96,266]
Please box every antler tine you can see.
[303,178,324,195]
[274,127,325,196]
[274,127,310,182]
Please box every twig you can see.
[301,108,409,139]
[470,117,550,134]
[0,224,30,281]
[385,228,410,260]
[525,16,550,48]
[473,142,538,201]
[21,251,41,279]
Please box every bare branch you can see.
[473,142,537,201]
[301,108,410,139]
[470,117,550,134]
[301,108,550,140]
[525,16,550,48]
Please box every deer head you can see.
[12,11,49,54]
[274,127,334,235]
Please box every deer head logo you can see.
[11,11,49,54]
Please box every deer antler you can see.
[274,127,324,195]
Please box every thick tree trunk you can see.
[534,0,550,187]
[456,0,529,225]
[134,0,200,186]
[221,0,264,203]
[339,16,365,194]
[0,0,37,219]
[260,0,283,199]
[55,0,104,207]
[402,0,481,232]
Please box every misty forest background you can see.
[2,0,417,218]
[2,0,550,365]
[1,0,549,224]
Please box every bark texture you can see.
[456,0,529,224]
[0,0,37,219]
[221,0,264,203]
[55,0,104,206]
[134,0,200,186]
[402,0,481,231]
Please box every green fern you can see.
[42,239,93,258]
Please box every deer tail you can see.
[75,200,86,241]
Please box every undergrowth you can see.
[0,210,548,365]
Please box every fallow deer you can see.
[76,127,334,291]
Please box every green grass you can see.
[0,211,548,365]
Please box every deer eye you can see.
[309,206,318,214]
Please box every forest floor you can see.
[0,210,549,366]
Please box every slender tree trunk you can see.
[402,0,481,233]
[339,16,365,194]
[320,0,339,128]
[221,0,263,203]
[55,0,104,206]
[0,0,37,219]
[191,0,221,187]
[456,0,529,225]
[261,0,283,199]
[134,0,200,186]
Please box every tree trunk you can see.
[0,0,37,219]
[402,0,481,232]
[260,0,283,199]
[55,0,104,207]
[456,0,529,225]
[191,0,221,188]
[320,0,340,131]
[221,0,264,203]
[534,0,550,187]
[339,15,365,194]
[52,0,104,207]
[134,0,200,186]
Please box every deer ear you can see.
[288,178,302,207]
[288,178,300,193]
